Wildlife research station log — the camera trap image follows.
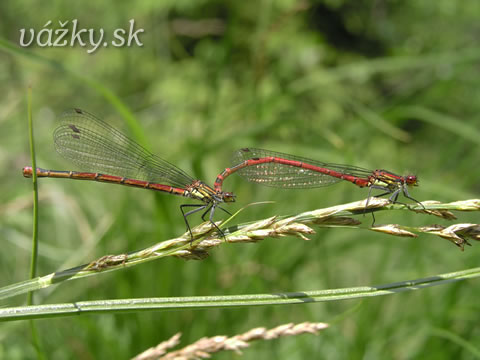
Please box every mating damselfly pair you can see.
[23,109,422,238]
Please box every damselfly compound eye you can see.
[405,175,418,186]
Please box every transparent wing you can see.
[53,109,194,188]
[231,148,373,189]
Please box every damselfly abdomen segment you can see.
[23,108,235,239]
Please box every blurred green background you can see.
[1,0,480,358]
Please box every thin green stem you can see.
[25,86,45,359]
[0,198,479,302]
[26,86,38,305]
[1,266,479,322]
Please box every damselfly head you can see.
[222,191,236,203]
[405,175,418,186]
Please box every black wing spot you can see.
[69,124,81,133]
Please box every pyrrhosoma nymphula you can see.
[214,147,422,208]
[23,109,235,238]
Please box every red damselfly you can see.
[214,147,422,209]
[23,109,235,238]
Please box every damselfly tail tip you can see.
[22,166,33,177]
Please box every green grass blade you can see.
[290,48,480,93]
[390,106,480,146]
[429,328,480,359]
[1,266,479,321]
[0,37,148,147]
[0,198,478,301]
[26,86,39,301]
[25,86,46,360]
